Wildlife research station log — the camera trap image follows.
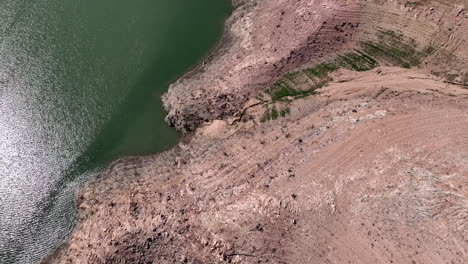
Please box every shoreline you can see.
[161,0,256,132]
[161,1,236,89]
[40,1,237,263]
[45,0,468,263]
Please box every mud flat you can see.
[45,0,468,263]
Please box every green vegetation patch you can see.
[446,74,459,82]
[264,60,345,103]
[265,79,322,102]
[304,63,340,79]
[336,51,378,71]
[257,29,437,120]
[264,49,380,103]
[261,105,290,123]
[279,107,290,117]
[284,71,303,85]
[271,107,279,120]
[359,30,428,69]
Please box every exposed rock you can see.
[44,0,468,263]
[162,0,468,133]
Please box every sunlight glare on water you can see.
[0,0,231,262]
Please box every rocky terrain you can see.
[45,0,468,263]
[163,0,468,132]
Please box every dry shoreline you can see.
[41,1,239,261]
[45,0,468,263]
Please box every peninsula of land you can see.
[45,0,468,263]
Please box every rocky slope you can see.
[163,0,468,132]
[45,0,468,263]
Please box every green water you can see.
[0,0,231,262]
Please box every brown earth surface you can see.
[163,0,468,132]
[45,0,468,263]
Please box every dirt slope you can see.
[163,0,468,132]
[46,67,468,263]
[45,0,468,263]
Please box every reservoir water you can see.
[0,0,231,262]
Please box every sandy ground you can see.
[45,0,468,263]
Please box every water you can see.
[0,0,231,262]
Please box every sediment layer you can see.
[45,0,468,263]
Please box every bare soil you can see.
[45,0,468,263]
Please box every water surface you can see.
[0,0,231,262]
